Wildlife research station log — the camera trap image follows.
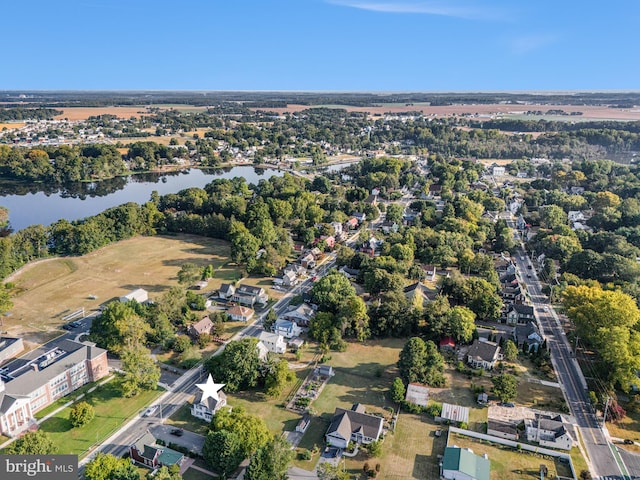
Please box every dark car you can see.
[527,265,532,269]
[170,428,184,436]
[624,439,635,445]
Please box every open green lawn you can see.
[165,404,209,435]
[448,433,574,480]
[34,376,114,420]
[38,377,162,458]
[379,413,447,480]
[6,235,238,346]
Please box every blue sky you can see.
[3,0,639,91]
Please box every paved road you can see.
[513,250,625,478]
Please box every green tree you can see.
[492,374,519,403]
[265,358,293,397]
[0,284,13,316]
[367,439,383,457]
[84,453,140,480]
[150,465,182,480]
[205,338,262,392]
[212,406,271,457]
[263,308,277,332]
[398,337,445,387]
[177,262,201,285]
[390,377,406,403]
[317,462,351,480]
[121,344,160,397]
[202,430,245,479]
[245,435,294,480]
[310,272,356,312]
[69,401,95,427]
[173,335,192,353]
[90,301,151,355]
[503,340,519,362]
[7,430,56,454]
[446,306,476,343]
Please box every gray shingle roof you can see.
[326,405,383,442]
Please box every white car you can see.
[142,405,159,417]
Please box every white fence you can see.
[448,426,576,480]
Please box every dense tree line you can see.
[0,107,62,121]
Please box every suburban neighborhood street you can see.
[514,250,630,479]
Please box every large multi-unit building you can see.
[0,339,108,437]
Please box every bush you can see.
[426,401,443,417]
[300,450,312,461]
[69,401,95,428]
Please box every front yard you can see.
[37,377,162,457]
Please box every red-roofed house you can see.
[439,337,456,352]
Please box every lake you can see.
[0,166,283,232]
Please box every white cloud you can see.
[328,0,508,21]
[510,34,558,55]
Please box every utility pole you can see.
[603,395,611,427]
[573,335,579,357]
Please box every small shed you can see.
[119,288,149,304]
[296,414,311,433]
[440,403,470,424]
[405,383,429,407]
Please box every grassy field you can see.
[6,235,239,346]
[605,405,640,453]
[38,377,162,458]
[165,404,209,435]
[34,376,114,420]
[448,433,574,480]
[0,122,26,130]
[182,468,215,480]
[379,413,447,480]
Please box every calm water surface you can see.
[0,167,282,232]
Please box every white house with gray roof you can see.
[325,404,383,449]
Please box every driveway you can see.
[150,424,206,455]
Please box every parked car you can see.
[624,439,635,445]
[435,429,443,437]
[170,428,184,437]
[502,402,516,408]
[142,405,159,417]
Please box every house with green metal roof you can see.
[130,432,184,469]
[441,446,490,480]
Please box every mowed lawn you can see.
[6,235,238,345]
[38,377,162,458]
[448,433,574,480]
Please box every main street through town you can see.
[512,237,631,479]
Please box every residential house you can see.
[403,208,418,225]
[403,282,433,308]
[331,222,344,236]
[351,213,367,224]
[439,336,456,353]
[502,284,524,305]
[338,265,360,279]
[274,319,302,339]
[570,186,585,195]
[119,288,149,304]
[310,247,323,259]
[492,165,506,177]
[316,365,334,378]
[300,253,316,269]
[281,270,298,287]
[319,235,336,249]
[567,211,585,223]
[232,284,268,307]
[258,331,287,354]
[526,414,574,450]
[227,305,255,322]
[282,303,315,326]
[514,322,544,352]
[363,194,378,205]
[381,221,399,234]
[130,433,184,469]
[288,337,304,351]
[494,257,515,276]
[487,419,519,441]
[218,283,236,300]
[188,317,214,338]
[346,217,359,229]
[0,339,108,437]
[325,404,384,449]
[191,374,226,422]
[441,447,490,480]
[405,383,429,407]
[427,184,442,199]
[505,304,535,326]
[423,264,437,282]
[467,340,501,370]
